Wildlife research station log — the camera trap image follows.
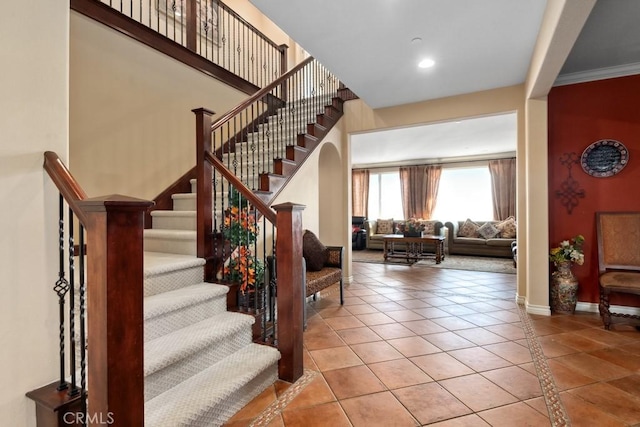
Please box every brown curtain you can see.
[352,169,369,217]
[399,165,442,219]
[488,158,516,220]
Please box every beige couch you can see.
[364,219,444,250]
[444,219,516,258]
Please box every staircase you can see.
[34,56,347,426]
[139,94,341,426]
[141,252,279,426]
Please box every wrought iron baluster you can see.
[54,194,69,391]
[68,208,79,397]
[79,225,88,422]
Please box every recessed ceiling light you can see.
[418,58,435,69]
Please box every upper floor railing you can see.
[95,0,287,89]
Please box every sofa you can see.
[444,218,516,258]
[364,219,444,250]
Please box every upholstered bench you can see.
[301,230,344,329]
[304,246,344,304]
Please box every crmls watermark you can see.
[63,411,115,425]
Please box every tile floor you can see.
[225,261,640,426]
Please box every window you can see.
[432,166,493,221]
[368,171,404,220]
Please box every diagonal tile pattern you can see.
[225,259,640,426]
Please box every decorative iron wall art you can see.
[555,152,585,215]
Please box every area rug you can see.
[351,249,418,265]
[352,249,516,274]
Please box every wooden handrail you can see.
[38,151,151,426]
[43,151,89,225]
[218,1,285,51]
[206,151,277,224]
[210,56,314,133]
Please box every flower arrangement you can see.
[400,218,425,234]
[549,234,585,266]
[222,188,264,294]
[224,246,265,294]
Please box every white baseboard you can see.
[525,301,551,316]
[344,275,354,285]
[575,301,640,316]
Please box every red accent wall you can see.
[548,74,640,306]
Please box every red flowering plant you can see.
[222,188,264,294]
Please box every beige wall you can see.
[70,12,249,201]
[0,2,69,426]
[273,122,351,279]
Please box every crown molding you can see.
[554,62,640,87]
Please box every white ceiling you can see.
[249,0,640,166]
[351,113,517,168]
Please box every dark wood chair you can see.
[596,211,640,329]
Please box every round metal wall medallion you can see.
[580,139,629,177]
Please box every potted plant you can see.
[222,188,265,310]
[549,234,584,314]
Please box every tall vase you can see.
[550,261,578,314]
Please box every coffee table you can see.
[382,234,446,264]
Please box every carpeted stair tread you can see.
[144,252,205,277]
[145,312,253,375]
[145,343,280,427]
[144,229,197,240]
[144,283,228,320]
[150,210,196,217]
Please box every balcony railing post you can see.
[272,202,305,382]
[186,0,197,52]
[193,108,216,279]
[78,195,153,427]
[279,44,289,101]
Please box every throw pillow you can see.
[376,218,394,234]
[302,230,328,271]
[496,216,517,239]
[477,222,500,239]
[458,218,480,237]
[419,220,437,235]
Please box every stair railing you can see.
[86,0,287,89]
[193,57,341,382]
[27,152,151,426]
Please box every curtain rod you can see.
[353,156,516,171]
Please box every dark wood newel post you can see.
[78,195,153,427]
[193,108,216,280]
[273,202,305,382]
